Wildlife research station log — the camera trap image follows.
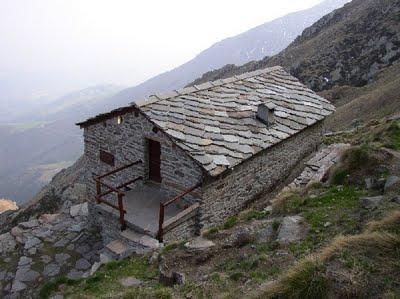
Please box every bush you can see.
[331,168,348,185]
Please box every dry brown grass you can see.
[252,210,400,299]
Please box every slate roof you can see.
[78,66,335,177]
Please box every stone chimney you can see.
[257,102,276,126]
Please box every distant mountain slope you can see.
[93,0,349,113]
[0,85,122,204]
[191,0,400,93]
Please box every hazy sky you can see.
[0,0,324,98]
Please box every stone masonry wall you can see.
[200,121,324,230]
[83,111,203,207]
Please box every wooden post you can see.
[157,203,165,242]
[96,180,101,203]
[118,193,126,231]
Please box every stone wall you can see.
[200,121,324,230]
[83,111,203,206]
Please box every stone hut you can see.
[77,66,334,248]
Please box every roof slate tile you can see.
[78,66,335,177]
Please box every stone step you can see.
[104,239,132,260]
[120,229,160,254]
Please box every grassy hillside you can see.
[42,119,400,299]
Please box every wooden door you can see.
[148,139,161,182]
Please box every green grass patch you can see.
[386,121,400,150]
[223,216,238,229]
[39,276,79,299]
[242,209,268,221]
[39,256,158,298]
[278,186,364,256]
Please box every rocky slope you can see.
[191,0,400,93]
[0,156,88,234]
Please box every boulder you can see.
[391,196,400,204]
[184,237,215,251]
[24,236,41,250]
[277,216,310,244]
[361,196,384,209]
[55,253,70,265]
[119,277,143,287]
[15,267,40,282]
[89,262,101,276]
[44,263,61,277]
[75,258,91,270]
[19,219,40,229]
[70,203,89,217]
[384,176,400,193]
[39,213,60,224]
[11,280,26,293]
[0,232,16,254]
[17,256,32,267]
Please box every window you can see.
[99,150,115,166]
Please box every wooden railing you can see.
[94,160,143,231]
[157,182,201,242]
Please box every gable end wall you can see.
[83,111,203,204]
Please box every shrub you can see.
[229,272,244,281]
[331,168,348,185]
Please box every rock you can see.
[19,219,39,229]
[17,256,32,267]
[99,253,113,264]
[173,272,186,285]
[255,223,274,242]
[70,203,89,217]
[41,255,52,264]
[184,237,215,251]
[232,230,255,248]
[361,196,384,209]
[89,262,101,276]
[149,252,160,264]
[391,196,400,204]
[54,238,69,248]
[69,223,84,233]
[11,280,27,293]
[15,267,40,282]
[67,269,84,280]
[32,227,52,239]
[75,258,91,270]
[384,176,400,193]
[75,244,90,255]
[324,222,332,228]
[277,216,310,244]
[28,247,38,255]
[44,263,61,277]
[39,213,60,224]
[364,178,375,190]
[0,232,17,254]
[24,236,41,250]
[55,253,70,265]
[264,206,273,213]
[10,226,23,238]
[119,277,143,287]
